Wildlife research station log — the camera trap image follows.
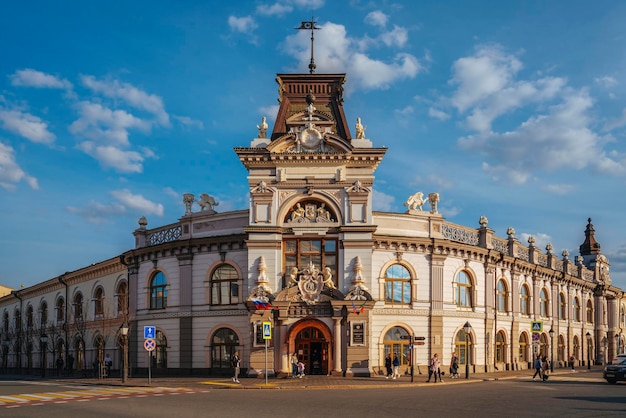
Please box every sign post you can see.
[144,327,156,385]
[262,321,272,385]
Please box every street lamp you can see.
[40,333,48,377]
[120,322,129,384]
[463,322,472,379]
[586,332,591,370]
[616,334,620,357]
[549,328,555,372]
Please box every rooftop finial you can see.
[296,18,320,74]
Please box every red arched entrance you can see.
[288,319,332,375]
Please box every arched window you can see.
[56,298,65,323]
[155,330,167,368]
[496,279,508,313]
[573,335,580,361]
[520,284,530,315]
[519,333,529,363]
[15,309,21,331]
[283,237,338,288]
[2,312,8,333]
[40,302,48,327]
[573,297,581,322]
[454,271,472,307]
[539,288,549,317]
[211,264,239,306]
[117,281,128,315]
[455,329,472,366]
[558,334,565,363]
[26,306,33,329]
[558,293,566,319]
[539,333,548,357]
[150,272,167,309]
[495,331,506,363]
[73,293,83,320]
[384,264,411,306]
[586,300,593,323]
[211,328,238,369]
[94,287,104,317]
[383,327,411,368]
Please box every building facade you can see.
[1,70,625,378]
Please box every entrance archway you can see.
[288,319,332,375]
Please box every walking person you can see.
[297,359,305,378]
[392,354,400,379]
[385,353,393,379]
[532,354,543,381]
[569,355,576,371]
[232,351,241,383]
[291,353,299,378]
[427,353,442,383]
[450,351,459,378]
[104,353,112,378]
[541,356,550,381]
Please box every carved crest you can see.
[297,261,325,305]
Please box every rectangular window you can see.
[283,238,338,288]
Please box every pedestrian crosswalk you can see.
[0,386,202,408]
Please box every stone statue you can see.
[257,116,268,139]
[404,192,426,211]
[196,193,219,211]
[479,215,488,227]
[322,267,336,289]
[428,192,439,214]
[291,203,305,221]
[316,203,331,220]
[183,193,195,214]
[355,117,366,139]
[288,267,299,287]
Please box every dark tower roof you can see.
[579,217,601,255]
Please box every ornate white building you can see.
[1,70,625,378]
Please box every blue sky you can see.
[2,1,626,291]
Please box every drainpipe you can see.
[58,274,69,370]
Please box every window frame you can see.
[520,284,530,315]
[150,272,168,310]
[539,288,549,317]
[454,271,473,308]
[210,264,240,306]
[496,279,508,313]
[383,264,412,306]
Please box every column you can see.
[333,318,342,373]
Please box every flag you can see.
[252,298,272,310]
[352,300,366,315]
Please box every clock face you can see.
[300,127,322,149]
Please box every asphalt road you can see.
[1,373,625,418]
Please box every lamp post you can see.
[549,328,554,372]
[616,333,620,357]
[40,333,48,378]
[120,322,129,384]
[586,332,591,369]
[463,322,472,379]
[602,336,607,366]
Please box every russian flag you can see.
[252,298,272,310]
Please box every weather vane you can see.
[296,18,320,74]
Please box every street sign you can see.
[414,341,425,346]
[531,321,542,332]
[144,338,156,352]
[144,326,156,339]
[414,336,426,341]
[400,335,412,340]
[262,321,272,340]
[532,333,540,342]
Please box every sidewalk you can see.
[9,366,602,390]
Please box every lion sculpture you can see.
[196,193,219,211]
[404,192,426,211]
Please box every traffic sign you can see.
[144,326,156,339]
[532,333,540,342]
[262,321,272,340]
[531,321,542,332]
[144,338,156,352]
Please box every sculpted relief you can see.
[287,201,335,224]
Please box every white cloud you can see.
[519,232,552,250]
[365,11,388,28]
[541,183,575,195]
[380,25,408,48]
[77,141,149,173]
[372,188,395,211]
[174,115,204,129]
[594,76,617,88]
[291,0,324,9]
[81,76,170,126]
[66,200,126,224]
[256,2,292,16]
[163,186,179,199]
[450,45,565,132]
[70,101,151,147]
[228,15,258,34]
[604,108,626,131]
[0,108,55,144]
[428,107,450,121]
[460,90,625,183]
[0,141,38,190]
[10,68,72,89]
[111,189,164,216]
[283,22,422,92]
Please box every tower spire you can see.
[296,18,320,74]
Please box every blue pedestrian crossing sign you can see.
[531,321,542,333]
[144,326,156,339]
[262,322,272,340]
